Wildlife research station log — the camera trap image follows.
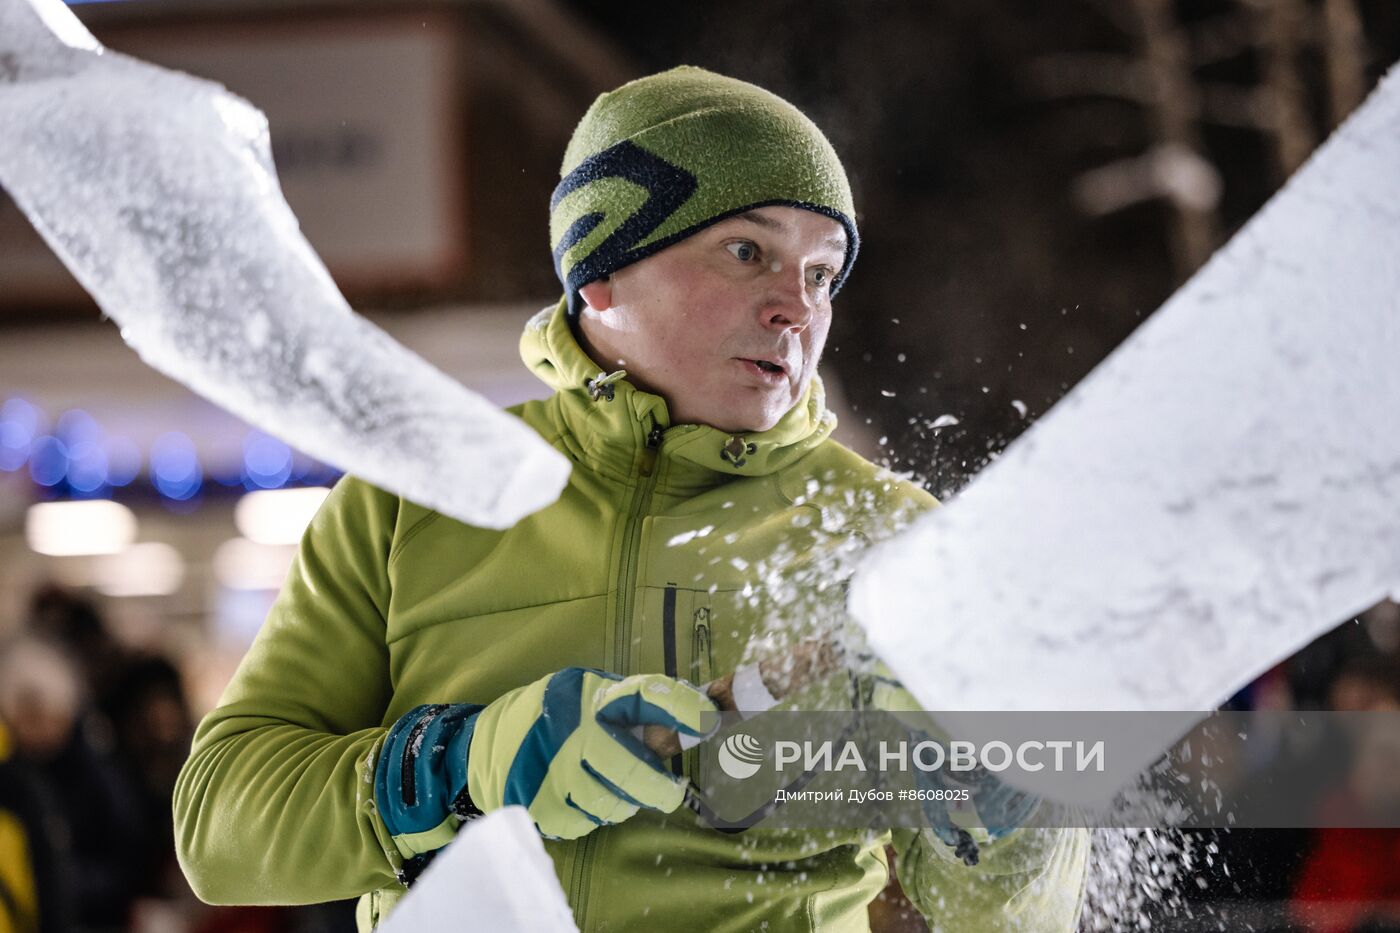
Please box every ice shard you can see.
[851,67,1400,804]
[376,808,578,933]
[0,0,570,529]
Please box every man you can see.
[174,66,1088,931]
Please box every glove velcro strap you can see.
[395,850,439,887]
[450,784,485,821]
[375,702,484,848]
[389,813,460,861]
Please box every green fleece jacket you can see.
[173,300,1088,931]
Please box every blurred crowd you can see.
[0,586,1395,933]
[0,587,354,933]
[1176,600,1400,933]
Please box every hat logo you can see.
[551,140,698,309]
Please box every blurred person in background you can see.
[0,634,147,933]
[103,656,194,908]
[21,591,318,933]
[1291,657,1400,933]
[28,587,199,909]
[0,695,69,933]
[28,588,135,728]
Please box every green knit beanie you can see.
[550,66,859,317]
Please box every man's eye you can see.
[726,241,757,262]
[807,266,834,289]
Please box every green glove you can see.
[376,668,718,866]
[469,668,717,840]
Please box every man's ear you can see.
[578,278,613,313]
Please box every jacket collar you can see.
[520,300,837,491]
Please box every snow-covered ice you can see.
[376,807,578,933]
[0,0,570,529]
[851,66,1400,805]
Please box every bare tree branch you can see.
[1186,12,1256,66]
[1072,143,1222,216]
[1249,0,1317,180]
[1130,0,1220,273]
[1197,82,1276,130]
[1078,0,1146,39]
[1023,53,1152,103]
[1322,0,1369,128]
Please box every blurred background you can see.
[1,0,1398,930]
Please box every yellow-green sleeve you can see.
[173,476,403,905]
[891,823,1090,932]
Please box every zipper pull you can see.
[692,607,712,683]
[585,370,627,402]
[639,423,663,476]
[720,434,756,468]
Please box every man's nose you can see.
[761,272,814,333]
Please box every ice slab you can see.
[0,0,570,529]
[851,67,1400,806]
[377,808,578,933]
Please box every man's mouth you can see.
[740,357,788,376]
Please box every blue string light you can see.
[53,410,108,495]
[106,437,142,487]
[0,398,40,472]
[55,409,101,447]
[66,441,109,495]
[151,432,202,501]
[28,436,69,487]
[3,397,333,498]
[242,432,293,489]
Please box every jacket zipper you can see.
[569,840,591,931]
[613,423,663,674]
[575,421,664,930]
[662,585,681,777]
[687,607,713,780]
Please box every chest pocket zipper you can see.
[687,606,713,783]
[691,606,712,684]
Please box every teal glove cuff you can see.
[374,703,485,861]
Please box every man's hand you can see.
[374,668,718,860]
[870,665,1041,865]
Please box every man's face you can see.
[577,206,848,434]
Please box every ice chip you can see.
[376,807,577,933]
[852,66,1400,806]
[0,0,569,529]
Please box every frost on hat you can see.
[550,66,859,316]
